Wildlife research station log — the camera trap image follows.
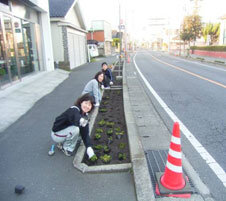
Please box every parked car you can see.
[88,44,99,57]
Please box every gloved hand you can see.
[94,103,100,107]
[87,147,95,159]
[110,81,113,85]
[101,85,105,90]
[79,117,88,127]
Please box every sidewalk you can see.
[0,56,137,201]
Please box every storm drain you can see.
[145,150,197,198]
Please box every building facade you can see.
[49,0,87,70]
[0,0,54,88]
[87,20,112,56]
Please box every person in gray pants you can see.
[51,93,95,157]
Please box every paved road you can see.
[0,57,137,201]
[133,50,226,201]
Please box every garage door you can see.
[68,33,87,69]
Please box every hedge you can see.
[190,46,226,52]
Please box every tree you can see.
[202,23,220,45]
[180,15,202,46]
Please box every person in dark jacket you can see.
[51,93,95,157]
[101,62,113,88]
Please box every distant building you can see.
[0,0,54,88]
[219,14,226,45]
[87,20,112,56]
[49,0,87,70]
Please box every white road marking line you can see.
[133,53,226,188]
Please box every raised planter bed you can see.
[82,88,130,166]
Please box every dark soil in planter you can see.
[82,89,131,166]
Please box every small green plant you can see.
[106,121,115,128]
[95,133,101,140]
[103,101,108,105]
[90,154,98,162]
[118,142,126,149]
[103,145,111,153]
[116,131,124,136]
[118,153,126,160]
[100,154,112,163]
[98,119,106,127]
[108,136,113,141]
[96,128,103,133]
[106,96,110,99]
[94,144,103,150]
[99,108,107,113]
[116,90,121,95]
[115,127,121,132]
[107,128,113,135]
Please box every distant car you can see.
[88,44,99,57]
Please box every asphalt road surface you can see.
[134,50,226,201]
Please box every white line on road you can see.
[133,53,226,188]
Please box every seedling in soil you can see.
[116,91,121,95]
[90,154,98,162]
[100,154,112,163]
[116,131,124,139]
[98,119,106,127]
[99,108,107,113]
[103,145,111,154]
[103,101,108,105]
[96,128,103,133]
[94,144,103,150]
[95,133,101,140]
[107,129,113,136]
[106,121,115,128]
[115,127,121,132]
[118,153,126,160]
[118,143,126,149]
[107,136,113,145]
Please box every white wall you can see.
[39,12,54,71]
[219,20,226,45]
[65,7,81,27]
[51,22,64,62]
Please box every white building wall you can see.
[29,0,54,71]
[65,8,81,27]
[219,20,226,45]
[51,22,64,62]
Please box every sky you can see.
[79,0,226,40]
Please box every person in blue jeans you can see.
[101,62,113,88]
[51,93,95,158]
[82,71,104,107]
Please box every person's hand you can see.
[110,81,113,85]
[87,147,95,159]
[79,117,88,127]
[101,85,105,89]
[94,103,100,107]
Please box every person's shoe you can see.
[62,148,73,157]
[56,143,63,150]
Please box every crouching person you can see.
[51,93,95,158]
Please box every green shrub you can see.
[190,45,226,52]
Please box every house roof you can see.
[49,0,75,17]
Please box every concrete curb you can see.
[123,60,155,201]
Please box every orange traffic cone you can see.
[155,122,192,197]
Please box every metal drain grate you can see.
[145,150,197,198]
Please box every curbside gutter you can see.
[123,60,155,201]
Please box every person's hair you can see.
[94,71,104,83]
[74,93,95,113]
[101,62,108,67]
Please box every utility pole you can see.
[118,0,122,76]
